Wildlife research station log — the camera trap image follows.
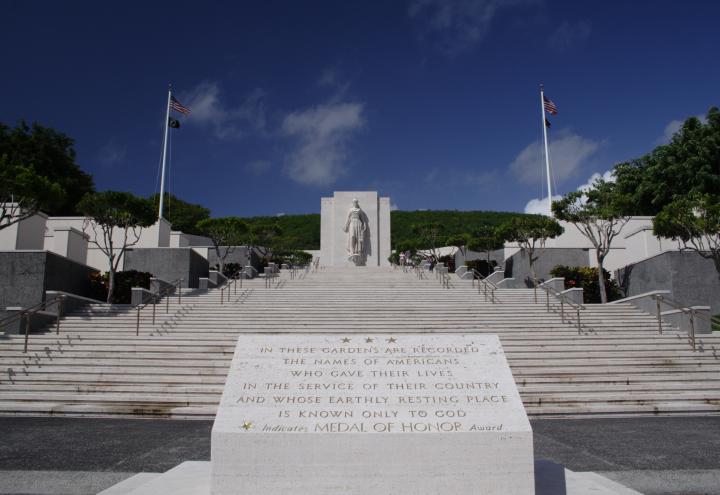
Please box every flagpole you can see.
[158,85,172,220]
[540,84,553,216]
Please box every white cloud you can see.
[98,141,126,169]
[409,0,533,56]
[245,159,271,175]
[524,194,562,215]
[660,120,683,144]
[275,212,286,217]
[576,169,615,193]
[658,114,706,144]
[281,102,365,186]
[318,68,338,87]
[548,20,591,51]
[522,169,615,215]
[182,81,267,139]
[510,130,601,185]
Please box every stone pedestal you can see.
[320,191,391,267]
[211,334,535,494]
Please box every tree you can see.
[552,180,631,303]
[0,121,95,215]
[445,233,470,260]
[149,193,210,235]
[244,221,284,261]
[391,210,531,248]
[196,217,249,275]
[500,215,564,286]
[77,191,155,303]
[0,157,65,231]
[613,107,720,215]
[411,222,446,262]
[653,193,720,279]
[467,225,505,266]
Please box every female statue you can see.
[344,198,368,259]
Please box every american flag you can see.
[170,95,191,115]
[543,95,558,116]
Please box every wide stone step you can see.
[0,391,220,404]
[523,401,720,416]
[1,265,716,419]
[1,347,709,362]
[0,383,225,394]
[0,401,217,418]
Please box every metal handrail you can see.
[434,266,450,288]
[536,281,586,334]
[219,268,244,304]
[1,297,65,353]
[467,269,495,287]
[2,292,115,353]
[264,265,280,289]
[469,271,500,304]
[650,293,708,350]
[135,278,183,335]
[243,265,259,278]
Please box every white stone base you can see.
[211,334,535,494]
[102,460,642,495]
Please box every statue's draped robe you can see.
[344,207,368,256]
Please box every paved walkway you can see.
[0,416,718,494]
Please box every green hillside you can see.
[244,210,530,250]
[244,214,321,250]
[390,210,529,247]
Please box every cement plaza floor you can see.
[0,416,718,495]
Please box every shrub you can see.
[89,270,153,304]
[550,265,622,304]
[269,250,313,267]
[465,259,498,278]
[215,262,243,278]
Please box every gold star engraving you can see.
[365,337,374,343]
[386,337,397,343]
[341,337,351,343]
[241,421,253,430]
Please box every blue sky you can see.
[2,0,719,217]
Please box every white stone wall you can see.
[170,231,190,248]
[0,223,20,250]
[378,197,391,266]
[16,212,47,249]
[502,217,688,273]
[43,217,173,271]
[50,227,88,264]
[0,209,47,250]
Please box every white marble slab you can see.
[106,460,643,495]
[211,333,535,494]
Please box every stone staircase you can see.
[1,266,719,418]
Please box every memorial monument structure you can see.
[320,191,391,267]
[212,334,535,494]
[98,331,640,494]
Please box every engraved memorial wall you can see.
[211,334,535,494]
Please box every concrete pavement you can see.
[1,416,719,494]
